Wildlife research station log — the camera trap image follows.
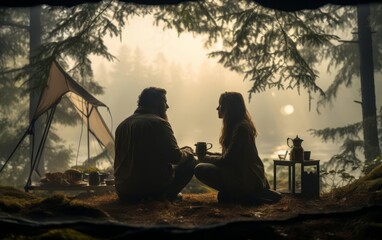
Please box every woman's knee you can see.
[194,163,213,180]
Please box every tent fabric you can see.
[32,61,115,159]
[33,61,106,119]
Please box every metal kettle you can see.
[287,135,304,162]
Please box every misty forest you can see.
[0,0,382,239]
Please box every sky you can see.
[59,15,382,171]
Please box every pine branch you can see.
[308,122,363,143]
[0,21,29,30]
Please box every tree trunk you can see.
[357,4,381,166]
[29,6,45,177]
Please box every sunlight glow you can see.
[281,104,295,115]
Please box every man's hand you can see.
[181,146,194,155]
[180,146,195,164]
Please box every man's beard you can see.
[159,111,168,121]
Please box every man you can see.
[114,87,195,202]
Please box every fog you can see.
[59,16,382,169]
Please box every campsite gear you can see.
[99,172,109,184]
[278,150,288,160]
[82,173,90,182]
[63,169,83,184]
[195,142,213,158]
[304,151,311,160]
[89,171,101,186]
[287,135,304,162]
[273,159,320,197]
[302,168,320,198]
[0,61,115,192]
[105,179,115,186]
[41,172,64,186]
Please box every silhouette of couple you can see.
[114,87,281,204]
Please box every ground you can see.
[71,191,371,227]
[1,164,382,239]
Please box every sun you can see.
[281,104,295,115]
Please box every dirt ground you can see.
[71,190,376,227]
[69,189,382,240]
[0,185,381,239]
[1,164,382,239]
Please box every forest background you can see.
[0,1,381,191]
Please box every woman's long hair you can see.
[219,92,257,152]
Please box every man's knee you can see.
[173,155,196,180]
[182,155,197,169]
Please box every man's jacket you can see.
[114,107,183,196]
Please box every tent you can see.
[0,60,115,191]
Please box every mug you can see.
[89,171,100,186]
[304,151,311,160]
[195,142,213,157]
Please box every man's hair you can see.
[138,87,167,108]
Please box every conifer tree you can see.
[152,1,382,178]
[0,1,145,185]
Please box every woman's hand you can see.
[206,151,221,156]
[196,154,206,163]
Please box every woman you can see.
[194,92,281,204]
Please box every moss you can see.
[33,228,97,240]
[70,166,99,173]
[0,186,38,200]
[363,163,382,181]
[40,194,70,205]
[354,222,382,240]
[65,203,109,218]
[0,186,41,213]
[25,193,109,219]
[332,163,382,199]
[0,188,109,220]
[361,178,382,192]
[0,198,22,213]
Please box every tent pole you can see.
[87,103,90,168]
[0,126,31,174]
[25,106,56,192]
[33,105,56,176]
[30,122,35,171]
[25,124,36,192]
[25,122,35,192]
